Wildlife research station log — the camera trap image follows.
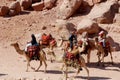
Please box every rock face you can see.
[85,0,105,6]
[9,1,21,15]
[44,0,56,9]
[87,0,119,24]
[0,6,9,16]
[32,1,44,11]
[77,18,100,34]
[57,0,82,19]
[20,0,32,10]
[9,9,16,16]
[113,13,120,23]
[55,19,76,40]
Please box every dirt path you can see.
[0,45,120,80]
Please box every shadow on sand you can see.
[0,73,7,77]
[76,76,111,80]
[87,62,120,72]
[39,70,75,74]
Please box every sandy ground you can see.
[0,0,120,80]
[0,43,120,80]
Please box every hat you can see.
[99,31,104,36]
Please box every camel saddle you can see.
[65,52,75,60]
[99,41,110,48]
[27,45,40,60]
[65,52,80,68]
[41,34,53,45]
[50,39,56,47]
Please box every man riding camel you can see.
[98,31,107,48]
[68,31,77,51]
[25,34,39,53]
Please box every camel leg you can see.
[100,52,105,67]
[49,51,56,63]
[80,57,89,80]
[65,64,68,80]
[61,63,65,77]
[61,62,68,80]
[26,61,30,72]
[109,51,113,64]
[97,52,101,66]
[48,47,56,63]
[42,56,47,73]
[109,47,113,64]
[36,60,42,71]
[26,61,35,71]
[51,51,56,62]
[81,63,89,80]
[87,50,91,63]
[40,50,47,73]
[84,66,89,80]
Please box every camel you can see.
[11,42,47,72]
[94,37,113,66]
[38,34,57,63]
[60,46,89,80]
[58,37,95,63]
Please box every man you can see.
[68,31,77,50]
[98,31,106,48]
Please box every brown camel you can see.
[60,46,89,80]
[94,37,113,66]
[39,35,57,63]
[11,42,47,72]
[58,37,95,63]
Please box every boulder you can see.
[107,35,120,51]
[20,0,32,10]
[77,18,100,34]
[83,0,105,6]
[0,6,9,16]
[55,19,76,40]
[9,9,16,16]
[113,13,120,23]
[78,1,92,14]
[87,0,119,23]
[57,0,82,19]
[44,0,56,9]
[32,1,44,11]
[9,1,21,15]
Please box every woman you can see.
[25,34,39,52]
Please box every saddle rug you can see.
[27,45,40,60]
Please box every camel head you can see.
[10,42,24,55]
[10,42,19,47]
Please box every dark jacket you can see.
[69,34,77,42]
[31,34,38,45]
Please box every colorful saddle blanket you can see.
[27,45,40,60]
[65,52,75,60]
